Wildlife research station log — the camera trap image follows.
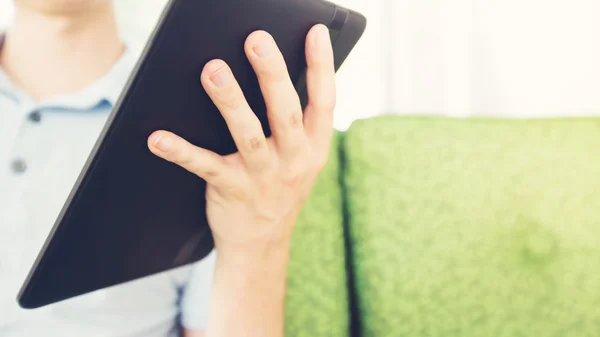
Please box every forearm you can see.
[205,239,291,337]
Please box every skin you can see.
[14,0,111,14]
[2,1,336,336]
[2,0,124,101]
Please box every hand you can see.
[147,24,336,257]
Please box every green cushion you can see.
[344,116,600,337]
[286,132,349,337]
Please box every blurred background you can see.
[2,0,600,128]
[3,2,600,336]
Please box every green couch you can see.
[285,115,600,337]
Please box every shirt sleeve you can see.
[180,249,217,331]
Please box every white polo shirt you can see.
[0,41,215,337]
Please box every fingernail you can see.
[253,35,273,58]
[152,133,173,152]
[210,67,230,88]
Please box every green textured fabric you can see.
[344,116,600,337]
[285,132,349,337]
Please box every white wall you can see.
[0,0,14,28]
[387,0,600,118]
[472,0,600,118]
[2,0,600,126]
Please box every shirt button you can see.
[28,110,42,123]
[11,158,27,174]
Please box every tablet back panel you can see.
[18,0,366,309]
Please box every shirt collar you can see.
[0,33,137,110]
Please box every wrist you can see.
[216,237,291,272]
[213,214,297,266]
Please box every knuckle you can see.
[170,146,191,166]
[247,135,266,152]
[316,96,336,112]
[289,114,301,129]
[224,153,245,167]
[173,156,192,168]
[239,122,267,152]
[273,106,303,130]
[202,163,222,180]
[287,109,303,129]
[241,134,267,153]
[218,88,243,110]
[281,165,308,186]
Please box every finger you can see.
[302,24,336,150]
[245,30,306,159]
[200,59,272,173]
[148,130,232,185]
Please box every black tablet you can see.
[18,0,366,309]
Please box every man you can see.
[0,0,336,336]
